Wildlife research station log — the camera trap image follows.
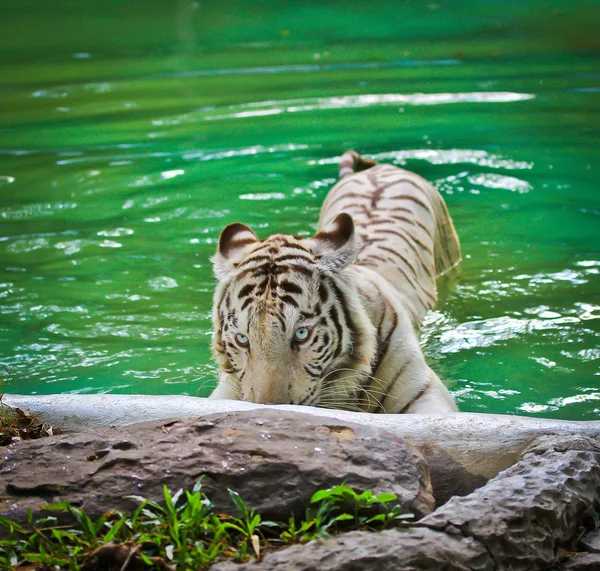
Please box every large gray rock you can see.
[212,528,493,571]
[555,553,600,570]
[0,409,434,535]
[6,394,600,505]
[580,529,600,554]
[422,445,600,570]
[211,438,600,571]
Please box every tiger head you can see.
[211,213,376,407]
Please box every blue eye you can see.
[235,333,249,347]
[295,327,310,342]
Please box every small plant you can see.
[221,489,279,559]
[310,484,414,531]
[0,480,415,570]
[279,484,414,546]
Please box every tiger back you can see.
[319,151,461,328]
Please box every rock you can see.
[524,435,600,456]
[212,439,600,571]
[7,394,600,505]
[421,447,600,570]
[416,445,488,505]
[212,528,493,571]
[0,409,434,536]
[580,529,600,554]
[555,553,600,570]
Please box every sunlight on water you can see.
[202,92,535,121]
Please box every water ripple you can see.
[153,58,461,80]
[202,92,535,121]
[312,149,533,170]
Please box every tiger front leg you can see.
[369,309,458,414]
[400,371,458,414]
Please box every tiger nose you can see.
[253,371,288,404]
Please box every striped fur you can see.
[210,151,460,413]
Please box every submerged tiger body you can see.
[210,151,461,413]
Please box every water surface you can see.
[1,0,599,419]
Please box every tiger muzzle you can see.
[249,371,290,405]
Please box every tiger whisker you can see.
[320,368,400,404]
[219,373,242,399]
[319,376,387,412]
[316,401,364,413]
[320,396,383,407]
[195,377,215,395]
[321,367,390,389]
[319,392,386,412]
[359,387,401,402]
[320,367,363,382]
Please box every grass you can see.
[0,480,414,570]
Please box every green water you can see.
[1,1,599,419]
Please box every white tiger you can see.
[210,151,460,413]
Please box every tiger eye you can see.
[294,327,311,343]
[235,333,249,347]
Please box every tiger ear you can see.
[312,213,359,271]
[213,222,259,279]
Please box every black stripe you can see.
[359,254,389,265]
[215,286,229,320]
[280,295,299,308]
[327,278,355,332]
[315,332,330,353]
[279,280,303,295]
[399,374,433,414]
[377,248,435,304]
[328,306,344,359]
[375,225,434,256]
[273,311,286,331]
[389,213,430,235]
[277,238,310,252]
[240,262,313,279]
[319,282,329,303]
[378,245,422,282]
[245,242,274,254]
[303,363,323,378]
[236,265,269,280]
[281,264,314,278]
[315,341,332,358]
[390,193,433,215]
[386,206,414,215]
[238,283,255,298]
[276,253,314,263]
[370,259,433,308]
[372,305,398,373]
[388,359,411,390]
[324,190,370,212]
[236,254,272,268]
